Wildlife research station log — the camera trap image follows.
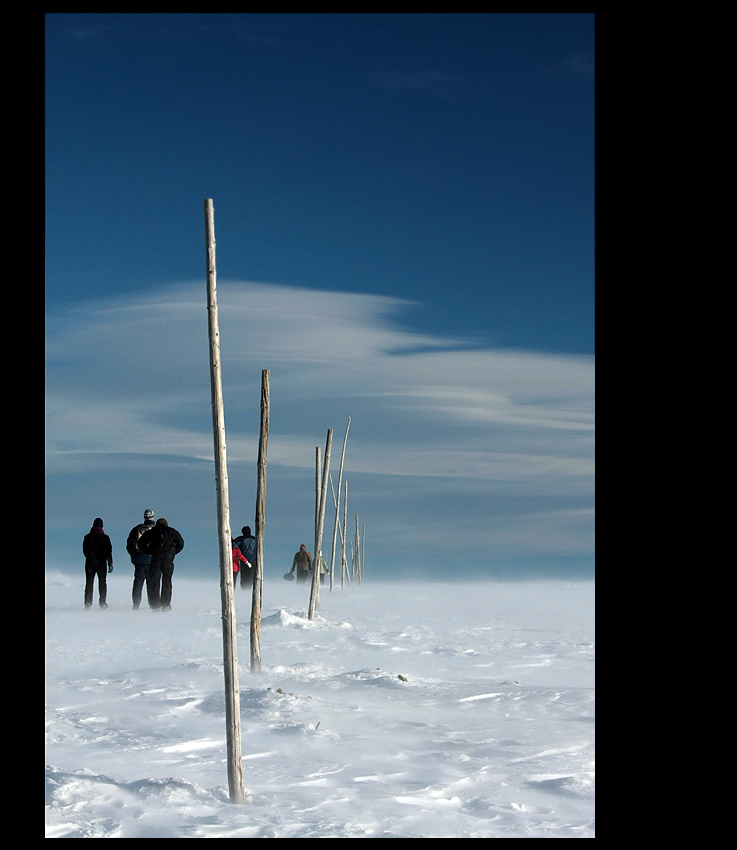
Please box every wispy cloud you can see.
[62,23,113,42]
[562,50,595,79]
[45,281,594,575]
[366,70,462,97]
[46,281,593,467]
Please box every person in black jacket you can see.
[126,508,156,610]
[139,518,184,611]
[83,517,113,609]
[233,525,256,588]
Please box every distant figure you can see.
[318,556,328,585]
[139,518,184,611]
[83,517,113,609]
[126,508,155,609]
[232,537,251,584]
[233,526,256,588]
[291,544,312,584]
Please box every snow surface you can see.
[45,573,595,838]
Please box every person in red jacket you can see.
[83,517,113,609]
[232,539,251,584]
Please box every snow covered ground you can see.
[45,572,595,838]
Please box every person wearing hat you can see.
[126,509,156,610]
[83,518,113,608]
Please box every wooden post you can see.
[330,474,350,587]
[315,447,321,540]
[204,199,245,805]
[329,474,343,551]
[362,522,366,583]
[311,445,320,611]
[341,480,349,587]
[329,418,350,590]
[355,515,361,584]
[251,369,269,674]
[308,429,332,620]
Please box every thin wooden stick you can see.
[342,480,350,587]
[204,199,244,805]
[355,515,361,585]
[251,369,269,673]
[329,418,350,590]
[309,429,332,619]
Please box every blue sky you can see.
[45,13,594,581]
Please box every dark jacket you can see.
[234,533,256,562]
[83,528,113,568]
[126,519,155,566]
[291,547,312,572]
[139,520,184,566]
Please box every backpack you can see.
[134,524,152,552]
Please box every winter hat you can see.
[93,518,104,528]
[144,509,155,520]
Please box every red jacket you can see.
[232,544,249,573]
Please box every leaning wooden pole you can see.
[251,369,269,674]
[329,474,344,551]
[341,480,350,587]
[355,515,361,585]
[329,417,350,591]
[329,474,351,586]
[311,446,321,608]
[315,447,321,540]
[204,199,245,805]
[308,429,333,620]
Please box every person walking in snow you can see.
[318,556,328,585]
[290,544,312,584]
[139,518,184,611]
[233,525,256,588]
[126,508,156,609]
[83,517,113,609]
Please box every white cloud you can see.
[45,281,594,575]
[46,281,593,472]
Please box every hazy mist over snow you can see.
[46,574,595,837]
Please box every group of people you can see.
[83,510,328,610]
[82,510,184,611]
[289,544,328,584]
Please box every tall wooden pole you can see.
[342,480,350,587]
[330,472,351,587]
[204,199,245,805]
[355,515,361,584]
[251,369,269,673]
[315,447,321,540]
[311,446,320,605]
[329,417,350,590]
[308,429,332,620]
